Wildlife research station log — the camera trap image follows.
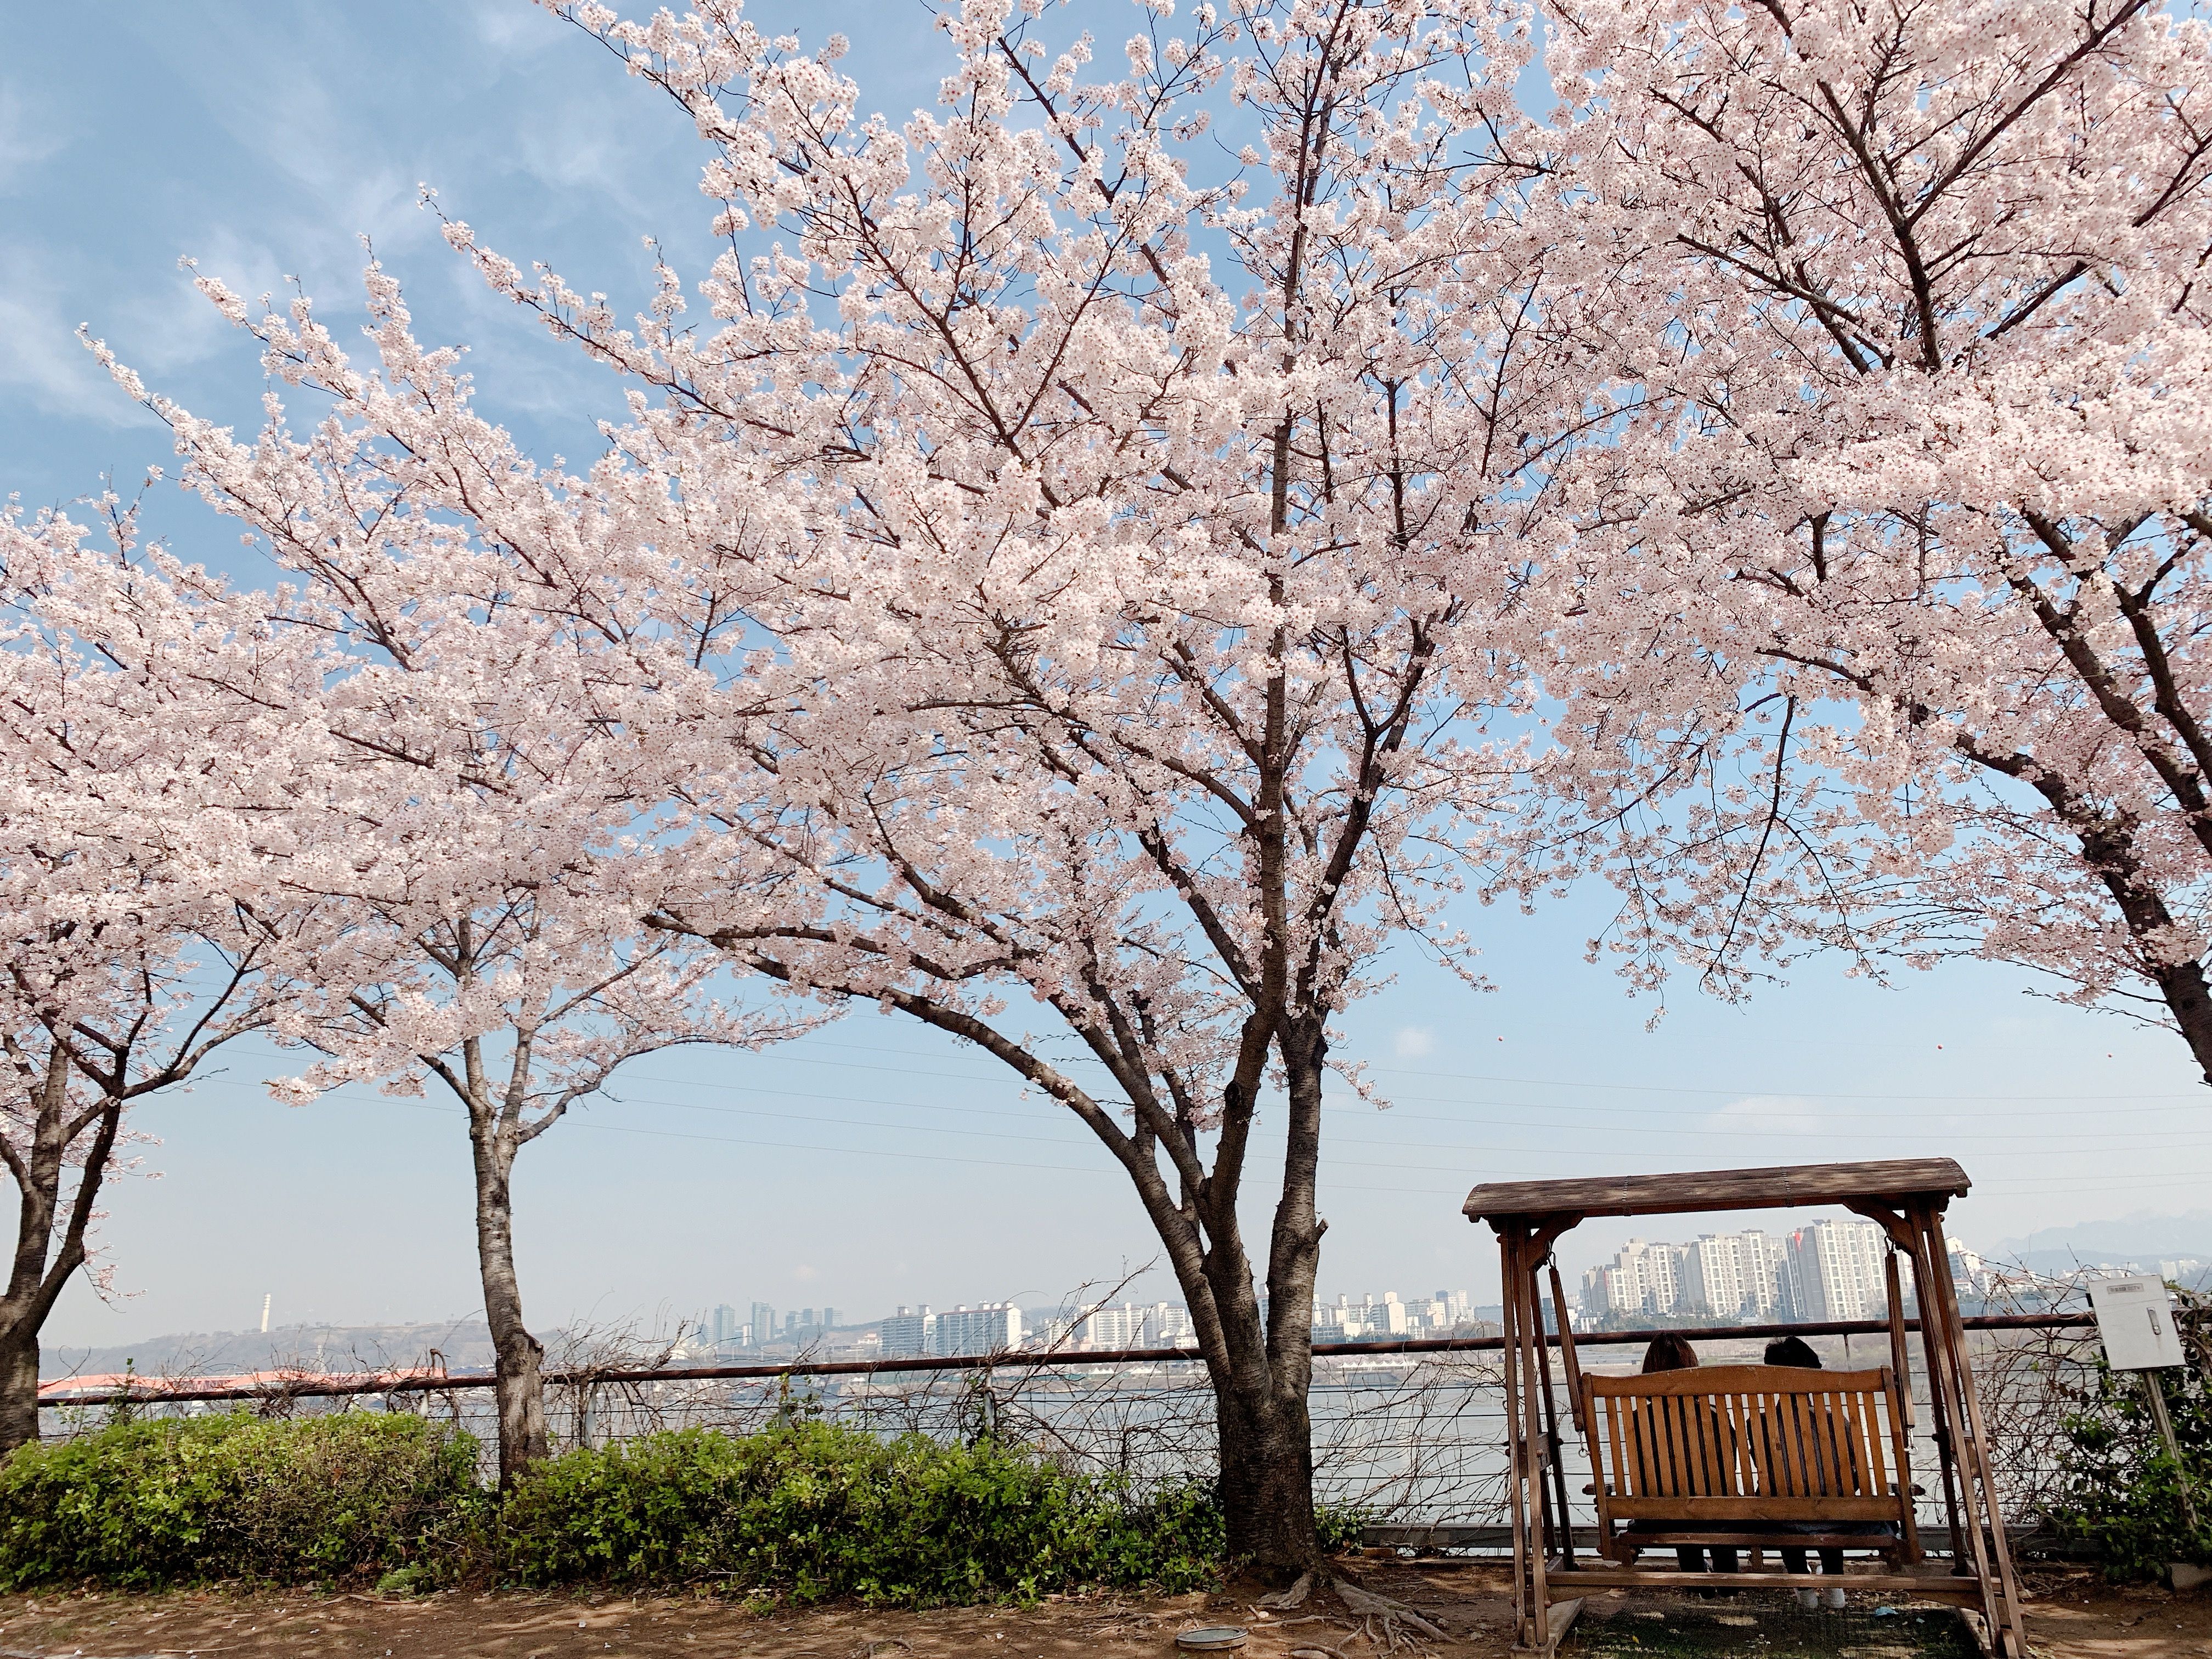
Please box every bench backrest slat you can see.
[1581,1365,1908,1526]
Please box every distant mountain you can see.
[40,1319,498,1385]
[1993,1209,2212,1265]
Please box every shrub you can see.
[2045,1359,2212,1581]
[0,1412,1362,1599]
[0,1410,482,1590]
[496,1421,1232,1602]
[2044,1291,2212,1583]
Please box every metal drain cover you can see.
[1176,1628,1250,1651]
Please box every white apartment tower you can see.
[1583,1226,1844,1321]
[1683,1235,1747,1316]
[880,1305,935,1358]
[1787,1220,1891,1321]
[1681,1229,1793,1317]
[1077,1302,1147,1349]
[934,1302,1022,1357]
[1597,1239,1686,1316]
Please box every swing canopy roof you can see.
[1463,1157,1969,1227]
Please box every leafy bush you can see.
[496,1421,1230,1602]
[2046,1357,2212,1581]
[0,1410,482,1590]
[0,1412,1364,1599]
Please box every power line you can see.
[752,1032,2212,1104]
[614,1084,2212,1154]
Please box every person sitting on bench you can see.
[1762,1334,1892,1610]
[1639,1335,1739,1582]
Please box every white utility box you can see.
[2087,1274,2185,1371]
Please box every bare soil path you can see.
[0,1564,2199,1658]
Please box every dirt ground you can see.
[0,1563,2203,1659]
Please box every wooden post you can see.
[1903,1222,1971,1573]
[2142,1372,2201,1533]
[1536,1257,1577,1570]
[1549,1262,1587,1435]
[1912,1205,2029,1658]
[1514,1233,1558,1649]
[1882,1250,1924,1562]
[1499,1226,1538,1650]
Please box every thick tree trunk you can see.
[1,1048,109,1458]
[469,1121,548,1486]
[2069,809,2212,1085]
[0,1329,37,1457]
[2151,958,2212,1086]
[1179,1022,1331,1579]
[1214,1349,1322,1568]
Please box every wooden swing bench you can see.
[1579,1363,1920,1565]
[1468,1160,2030,1657]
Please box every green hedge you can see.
[0,1414,1360,1600]
[498,1423,1226,1602]
[0,1412,481,1590]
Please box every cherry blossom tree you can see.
[1532,0,2212,1071]
[0,500,321,1452]
[86,273,824,1482]
[464,0,1621,1568]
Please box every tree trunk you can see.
[2068,806,2212,1085]
[469,1119,548,1486]
[2149,957,2212,1087]
[1178,1022,1331,1579]
[1,1047,107,1458]
[0,1329,37,1457]
[1214,1352,1322,1568]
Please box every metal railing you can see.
[35,1312,2108,1546]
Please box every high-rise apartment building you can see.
[1677,1229,1792,1317]
[881,1305,935,1357]
[934,1302,1022,1357]
[1076,1302,1147,1349]
[1583,1229,1796,1319]
[1787,1220,1889,1321]
[1583,1238,1688,1317]
[1682,1235,1746,1316]
[1739,1231,1791,1316]
[749,1302,776,1347]
[1142,1302,1196,1347]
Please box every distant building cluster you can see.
[1067,1301,1197,1350]
[697,1301,843,1351]
[879,1302,1024,1358]
[1314,1290,1473,1340]
[1578,1220,1901,1323]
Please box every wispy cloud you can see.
[1703,1093,1826,1136]
[0,83,70,193]
[1394,1026,1435,1059]
[0,253,157,428]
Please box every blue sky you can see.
[6,1,2209,1359]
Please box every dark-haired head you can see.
[1640,1334,1699,1373]
[1764,1335,1822,1369]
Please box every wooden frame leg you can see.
[1502,1227,1541,1652]
[1914,1207,2030,1659]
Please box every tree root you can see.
[1334,1582,1450,1650]
[1257,1572,1317,1610]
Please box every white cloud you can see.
[1393,1026,1435,1059]
[0,84,70,194]
[1705,1093,1825,1136]
[0,254,158,427]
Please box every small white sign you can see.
[2088,1275,2186,1371]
